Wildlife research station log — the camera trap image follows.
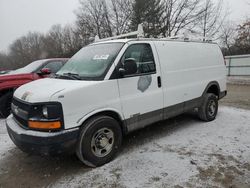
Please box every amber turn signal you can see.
[28,121,61,130]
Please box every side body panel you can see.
[154,41,227,114]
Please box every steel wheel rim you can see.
[208,100,216,117]
[91,128,114,157]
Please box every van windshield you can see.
[57,43,124,80]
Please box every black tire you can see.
[0,92,13,118]
[198,93,218,122]
[76,115,122,167]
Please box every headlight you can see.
[28,102,64,131]
[42,106,48,118]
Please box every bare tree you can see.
[234,19,250,54]
[76,0,111,39]
[131,0,165,37]
[9,32,46,68]
[102,1,113,37]
[196,0,227,39]
[43,24,83,58]
[76,0,133,39]
[110,0,133,35]
[220,22,236,55]
[62,25,82,57]
[1,23,83,68]
[1,0,234,69]
[0,52,13,70]
[161,0,204,37]
[144,0,165,37]
[75,12,96,45]
[43,24,65,57]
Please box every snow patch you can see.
[0,119,14,160]
[1,107,250,187]
[52,107,250,187]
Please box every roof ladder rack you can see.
[94,24,144,42]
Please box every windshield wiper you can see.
[55,73,82,80]
[63,73,82,80]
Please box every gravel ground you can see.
[227,76,250,86]
[0,83,250,188]
[220,84,250,110]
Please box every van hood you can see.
[14,78,96,103]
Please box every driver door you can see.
[117,42,164,132]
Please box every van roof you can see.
[92,38,217,45]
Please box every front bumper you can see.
[6,115,80,155]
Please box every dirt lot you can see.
[0,83,250,188]
[220,84,250,110]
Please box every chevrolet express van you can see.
[6,34,227,167]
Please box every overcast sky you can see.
[0,0,249,52]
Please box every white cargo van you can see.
[6,27,227,167]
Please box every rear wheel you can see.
[198,93,218,122]
[76,116,122,167]
[0,92,13,118]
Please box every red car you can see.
[0,58,68,118]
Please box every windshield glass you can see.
[57,43,124,80]
[9,60,47,74]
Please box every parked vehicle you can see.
[0,70,11,75]
[6,27,226,167]
[0,58,68,118]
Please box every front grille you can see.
[12,98,30,128]
[13,113,28,128]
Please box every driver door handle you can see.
[157,76,162,88]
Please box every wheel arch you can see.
[202,81,220,98]
[77,108,127,135]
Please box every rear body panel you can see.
[154,41,226,108]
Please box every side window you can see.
[121,43,156,76]
[43,61,64,73]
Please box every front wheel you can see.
[76,116,122,167]
[198,93,218,122]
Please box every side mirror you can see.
[118,68,126,78]
[119,58,137,77]
[39,68,51,75]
